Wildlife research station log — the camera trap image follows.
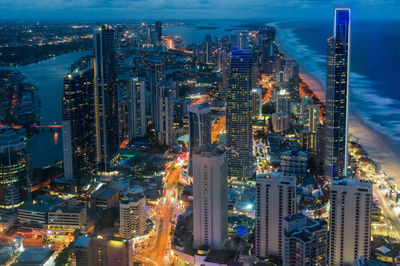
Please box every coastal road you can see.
[373,186,400,240]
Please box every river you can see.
[7,51,91,168]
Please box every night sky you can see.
[0,0,399,21]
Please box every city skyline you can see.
[0,3,399,266]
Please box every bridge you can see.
[0,124,62,132]
[32,125,62,132]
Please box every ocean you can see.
[275,19,400,150]
[163,20,245,44]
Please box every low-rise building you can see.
[13,247,54,265]
[74,236,133,266]
[17,196,65,230]
[47,206,87,233]
[92,189,120,209]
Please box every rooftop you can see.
[75,236,92,248]
[94,189,119,200]
[15,247,53,264]
[193,144,225,157]
[332,178,372,190]
[204,248,237,264]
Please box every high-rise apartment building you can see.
[276,89,291,114]
[329,178,372,265]
[156,85,174,146]
[63,58,96,181]
[325,8,351,179]
[272,111,289,133]
[280,149,308,178]
[193,145,227,248]
[226,49,254,181]
[187,103,211,176]
[251,87,263,118]
[128,77,146,140]
[302,103,320,133]
[119,193,147,239]
[283,213,328,266]
[93,24,119,171]
[0,130,31,214]
[255,172,296,262]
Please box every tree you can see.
[55,246,71,266]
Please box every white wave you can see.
[277,24,400,146]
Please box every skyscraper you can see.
[93,24,119,171]
[329,178,372,265]
[0,130,31,214]
[156,84,174,146]
[251,87,262,119]
[255,173,296,261]
[187,103,211,176]
[62,58,96,181]
[275,89,291,114]
[302,103,320,133]
[226,49,254,181]
[193,145,227,249]
[155,21,162,44]
[128,77,146,140]
[325,8,351,179]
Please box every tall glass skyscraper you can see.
[93,24,119,171]
[325,8,351,180]
[0,130,31,213]
[155,21,162,44]
[226,49,254,181]
[62,57,96,182]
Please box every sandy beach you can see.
[349,114,400,186]
[275,29,400,187]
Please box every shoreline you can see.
[274,26,400,186]
[349,114,400,186]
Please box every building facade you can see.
[280,149,308,178]
[251,87,262,118]
[119,193,147,239]
[0,130,31,213]
[128,77,146,140]
[325,8,351,180]
[75,236,133,266]
[329,178,372,265]
[283,213,328,266]
[193,145,227,248]
[226,49,254,181]
[48,206,87,232]
[62,57,96,181]
[93,24,119,170]
[187,103,211,176]
[255,172,296,262]
[272,111,289,133]
[156,85,174,146]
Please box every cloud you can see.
[0,0,399,20]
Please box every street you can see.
[134,164,182,265]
